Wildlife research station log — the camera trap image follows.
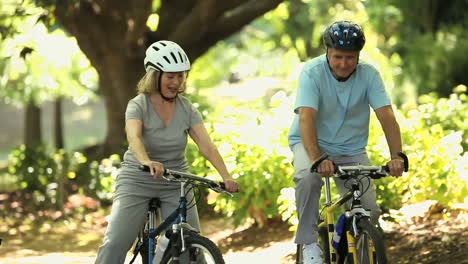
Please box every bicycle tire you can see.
[295,244,303,264]
[161,233,224,264]
[344,219,387,264]
[139,232,150,264]
[318,225,331,264]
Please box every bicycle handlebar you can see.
[310,152,409,179]
[138,165,232,195]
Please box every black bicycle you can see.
[129,167,233,264]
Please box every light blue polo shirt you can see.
[288,54,391,156]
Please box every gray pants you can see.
[292,143,381,245]
[95,176,201,264]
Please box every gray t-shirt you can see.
[122,93,203,172]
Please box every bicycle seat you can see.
[149,198,161,211]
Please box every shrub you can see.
[368,92,468,211]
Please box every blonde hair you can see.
[136,69,187,95]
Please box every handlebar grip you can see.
[138,165,169,175]
[384,152,409,173]
[382,165,389,172]
[397,152,409,172]
[139,165,150,172]
[310,153,329,172]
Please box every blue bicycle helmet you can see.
[323,21,365,51]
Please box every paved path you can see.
[0,240,296,264]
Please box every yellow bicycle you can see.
[296,152,408,264]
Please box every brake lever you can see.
[211,182,234,197]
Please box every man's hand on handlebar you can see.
[387,157,404,177]
[223,179,239,193]
[141,160,165,179]
[316,159,335,177]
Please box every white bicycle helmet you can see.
[144,40,191,72]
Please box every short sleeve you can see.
[125,99,144,121]
[294,67,320,113]
[367,69,391,110]
[189,104,203,127]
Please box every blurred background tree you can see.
[366,0,468,98]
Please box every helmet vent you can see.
[152,46,160,51]
[170,52,178,63]
[145,61,163,71]
[163,56,171,64]
[178,52,184,62]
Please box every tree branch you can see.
[176,0,284,60]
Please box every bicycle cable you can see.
[184,184,201,210]
[343,175,371,200]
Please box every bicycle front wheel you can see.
[344,219,387,264]
[138,232,150,264]
[161,233,224,264]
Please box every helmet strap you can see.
[161,93,177,102]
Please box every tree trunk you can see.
[54,97,64,149]
[25,100,42,148]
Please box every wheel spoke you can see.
[161,233,224,264]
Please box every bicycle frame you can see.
[132,167,231,263]
[320,171,386,264]
[318,176,354,264]
[130,180,196,263]
[148,181,196,262]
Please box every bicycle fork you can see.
[346,229,376,264]
[345,212,377,264]
[167,182,190,264]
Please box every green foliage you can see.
[189,42,239,89]
[6,144,119,211]
[366,0,468,97]
[0,2,97,107]
[185,92,296,227]
[368,93,468,211]
[8,144,56,206]
[188,137,294,227]
[222,143,293,227]
[417,92,468,151]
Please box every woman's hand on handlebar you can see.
[141,160,165,179]
[223,179,238,193]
